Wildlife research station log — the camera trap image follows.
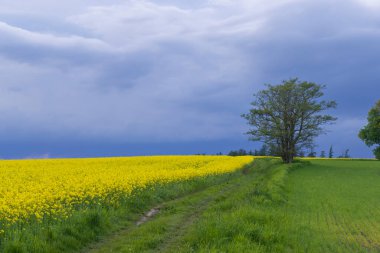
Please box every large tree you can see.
[242,78,337,163]
[359,100,380,160]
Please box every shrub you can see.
[374,146,380,160]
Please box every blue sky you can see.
[0,0,379,158]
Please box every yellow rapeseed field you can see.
[0,156,253,226]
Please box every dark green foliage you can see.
[320,150,326,158]
[242,78,337,163]
[228,149,247,156]
[359,100,380,159]
[338,149,350,158]
[227,144,277,157]
[307,147,316,157]
[268,143,281,156]
[259,144,268,156]
[329,145,334,158]
[226,145,269,157]
[345,149,350,158]
[374,146,380,160]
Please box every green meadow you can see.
[85,159,380,253]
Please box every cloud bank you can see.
[0,0,379,157]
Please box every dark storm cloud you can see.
[244,0,380,116]
[0,0,379,158]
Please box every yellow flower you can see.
[0,155,253,225]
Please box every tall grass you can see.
[175,158,291,252]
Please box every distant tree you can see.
[329,145,334,158]
[307,147,316,157]
[344,149,350,158]
[239,149,247,156]
[228,150,238,156]
[375,148,380,160]
[359,100,380,160]
[228,149,249,156]
[242,78,337,163]
[320,150,326,158]
[268,144,280,156]
[259,144,268,156]
[298,150,305,157]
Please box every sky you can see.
[0,0,379,159]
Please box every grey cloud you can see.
[0,21,117,66]
[0,0,378,157]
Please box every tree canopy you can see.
[242,78,337,163]
[359,100,380,159]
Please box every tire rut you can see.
[82,176,244,253]
[156,182,241,253]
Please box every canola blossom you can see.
[0,156,253,226]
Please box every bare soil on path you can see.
[82,176,243,253]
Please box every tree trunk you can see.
[281,144,295,163]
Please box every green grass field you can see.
[84,159,380,253]
[284,160,380,252]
